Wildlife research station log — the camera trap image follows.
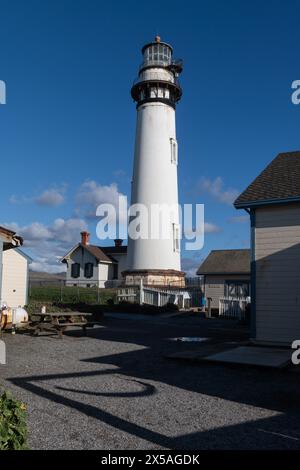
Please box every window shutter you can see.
[84,263,94,279]
[71,263,80,278]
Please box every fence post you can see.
[139,279,143,305]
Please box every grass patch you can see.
[29,285,117,304]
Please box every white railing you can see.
[117,282,192,309]
[117,287,138,304]
[219,297,248,320]
[141,285,191,309]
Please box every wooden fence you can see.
[219,297,248,320]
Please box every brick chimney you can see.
[114,239,123,247]
[81,231,90,246]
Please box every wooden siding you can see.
[1,249,29,307]
[66,246,102,286]
[205,274,250,309]
[255,204,300,344]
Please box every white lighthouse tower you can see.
[124,36,185,287]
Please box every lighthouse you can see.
[124,36,185,287]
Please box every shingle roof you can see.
[234,151,300,208]
[61,243,128,264]
[83,244,113,263]
[101,246,127,255]
[197,249,250,275]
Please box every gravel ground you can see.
[1,313,300,450]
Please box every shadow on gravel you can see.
[7,317,300,449]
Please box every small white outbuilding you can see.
[1,248,32,308]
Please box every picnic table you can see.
[29,312,93,339]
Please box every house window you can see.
[71,263,80,278]
[84,262,94,279]
[113,264,118,280]
[225,281,249,298]
[170,138,178,165]
[173,223,180,252]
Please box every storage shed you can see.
[235,151,300,345]
[197,249,250,313]
[1,248,32,308]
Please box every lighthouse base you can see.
[123,269,186,288]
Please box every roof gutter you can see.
[234,195,300,210]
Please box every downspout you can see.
[249,208,256,341]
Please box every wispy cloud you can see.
[9,185,67,207]
[184,222,221,238]
[228,215,249,224]
[181,255,203,276]
[35,187,66,207]
[113,169,127,179]
[198,177,239,205]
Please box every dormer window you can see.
[170,138,178,164]
[84,262,94,279]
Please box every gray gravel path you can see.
[0,314,300,450]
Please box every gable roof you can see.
[0,225,23,249]
[61,243,127,264]
[83,244,113,263]
[234,151,300,208]
[197,249,250,275]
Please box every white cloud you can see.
[35,188,65,206]
[76,180,128,223]
[199,177,239,205]
[9,185,66,207]
[3,218,87,273]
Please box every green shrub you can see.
[0,391,27,450]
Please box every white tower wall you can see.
[127,101,180,270]
[125,37,184,286]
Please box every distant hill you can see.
[29,271,66,281]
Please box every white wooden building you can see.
[235,151,300,345]
[61,232,127,288]
[0,225,27,307]
[1,248,32,308]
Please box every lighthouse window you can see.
[170,138,178,164]
[173,224,180,252]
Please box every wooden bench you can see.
[30,312,92,339]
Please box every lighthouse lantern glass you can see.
[143,44,171,67]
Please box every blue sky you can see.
[1,0,300,273]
